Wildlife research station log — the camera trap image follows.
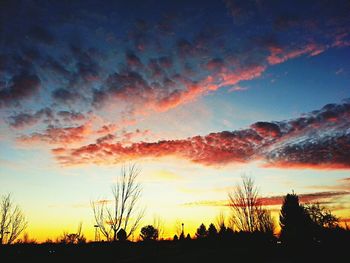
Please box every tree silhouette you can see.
[19,232,37,244]
[173,234,178,241]
[0,194,27,244]
[195,223,208,239]
[179,232,185,240]
[216,212,227,234]
[153,215,165,239]
[279,192,313,244]
[117,228,127,241]
[140,225,158,241]
[257,209,275,235]
[228,176,275,233]
[174,220,183,237]
[60,223,86,244]
[208,223,218,238]
[305,202,339,228]
[91,164,145,241]
[304,202,339,242]
[229,177,258,232]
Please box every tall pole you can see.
[94,225,99,242]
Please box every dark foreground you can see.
[1,239,348,263]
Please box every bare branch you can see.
[0,194,27,244]
[91,163,144,241]
[228,176,274,233]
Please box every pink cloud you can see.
[52,100,350,169]
[267,43,326,65]
[19,123,91,145]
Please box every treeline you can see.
[139,177,349,246]
[1,168,349,246]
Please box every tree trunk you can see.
[113,229,117,241]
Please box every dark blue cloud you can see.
[0,72,41,108]
[0,0,349,153]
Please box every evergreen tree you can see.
[195,223,208,239]
[208,223,218,238]
[279,192,313,244]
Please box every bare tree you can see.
[0,194,27,244]
[216,211,227,232]
[60,222,86,244]
[91,164,145,241]
[228,176,275,233]
[153,215,165,240]
[257,208,275,234]
[228,177,260,232]
[20,232,37,244]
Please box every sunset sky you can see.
[1,0,350,241]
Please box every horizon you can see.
[0,0,350,242]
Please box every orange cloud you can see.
[267,43,326,65]
[181,191,350,208]
[53,129,263,166]
[52,100,350,169]
[154,64,266,112]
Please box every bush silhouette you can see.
[117,228,127,241]
[140,225,158,241]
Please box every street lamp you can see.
[94,225,100,242]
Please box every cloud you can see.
[264,102,350,169]
[205,58,225,71]
[1,0,350,161]
[182,191,350,207]
[126,52,143,68]
[96,134,116,144]
[56,111,86,122]
[8,108,53,128]
[143,170,183,183]
[261,191,350,206]
[267,43,326,65]
[0,3,347,120]
[308,177,350,192]
[250,122,282,139]
[93,71,153,107]
[0,73,41,108]
[52,89,82,105]
[181,200,228,207]
[53,100,350,168]
[53,128,264,166]
[8,109,86,129]
[19,123,91,145]
[227,85,248,92]
[91,62,265,114]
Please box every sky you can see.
[0,0,350,242]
